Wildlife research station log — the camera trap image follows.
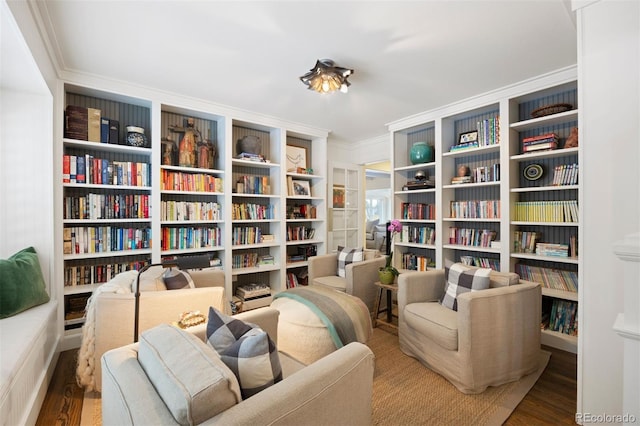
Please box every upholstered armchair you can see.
[397,267,542,394]
[308,249,385,312]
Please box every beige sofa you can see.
[88,268,227,392]
[397,268,541,394]
[101,307,375,426]
[308,249,385,312]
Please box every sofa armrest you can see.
[345,256,386,310]
[456,282,541,366]
[308,253,338,282]
[205,342,375,426]
[190,269,225,288]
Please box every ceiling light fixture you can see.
[299,59,354,94]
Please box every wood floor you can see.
[36,345,577,425]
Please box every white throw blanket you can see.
[75,270,136,392]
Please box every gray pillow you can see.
[138,324,241,425]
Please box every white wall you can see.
[575,0,640,421]
[1,0,55,295]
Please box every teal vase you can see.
[410,141,433,164]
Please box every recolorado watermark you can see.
[576,412,637,423]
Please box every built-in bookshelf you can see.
[388,67,580,352]
[61,87,153,334]
[58,83,328,345]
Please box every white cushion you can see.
[138,324,241,425]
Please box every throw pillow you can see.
[336,246,364,278]
[206,307,282,398]
[441,263,491,311]
[0,247,50,319]
[137,265,167,291]
[138,324,241,424]
[163,268,195,290]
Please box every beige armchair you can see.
[397,268,541,394]
[308,249,385,312]
[88,268,228,392]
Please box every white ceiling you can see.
[34,0,577,143]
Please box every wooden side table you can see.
[372,281,398,329]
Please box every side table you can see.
[372,281,398,329]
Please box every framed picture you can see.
[332,185,345,208]
[458,130,479,145]
[291,179,311,196]
[286,145,307,172]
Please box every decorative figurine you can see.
[565,127,579,148]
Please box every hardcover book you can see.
[109,119,120,145]
[101,118,110,143]
[64,105,88,141]
[87,108,101,142]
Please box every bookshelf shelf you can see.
[63,218,151,224]
[63,183,152,191]
[388,69,579,352]
[161,247,224,255]
[160,165,224,175]
[63,138,152,155]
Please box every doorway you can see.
[365,161,391,254]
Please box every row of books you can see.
[401,253,432,271]
[63,260,146,287]
[238,175,271,195]
[448,227,497,248]
[232,226,262,245]
[160,226,221,251]
[63,226,151,255]
[470,163,500,183]
[63,155,151,187]
[552,163,579,186]
[400,225,436,245]
[449,199,500,219]
[522,132,558,153]
[232,203,275,220]
[286,226,316,241]
[513,231,539,253]
[542,299,578,336]
[515,263,578,292]
[161,169,223,193]
[231,252,259,269]
[477,116,500,147]
[65,105,122,145]
[161,200,221,222]
[400,202,435,220]
[514,200,579,223]
[460,256,500,270]
[64,193,149,220]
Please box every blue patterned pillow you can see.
[441,263,491,311]
[336,246,364,278]
[206,307,282,398]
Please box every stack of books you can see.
[522,133,558,153]
[535,242,569,257]
[451,176,472,184]
[449,141,479,152]
[236,152,266,162]
[235,283,273,311]
[402,179,435,191]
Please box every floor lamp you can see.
[133,254,211,342]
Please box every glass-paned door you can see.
[328,162,361,250]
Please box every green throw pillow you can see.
[0,247,50,319]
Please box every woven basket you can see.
[531,103,573,118]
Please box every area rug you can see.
[370,328,551,425]
[81,328,550,426]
